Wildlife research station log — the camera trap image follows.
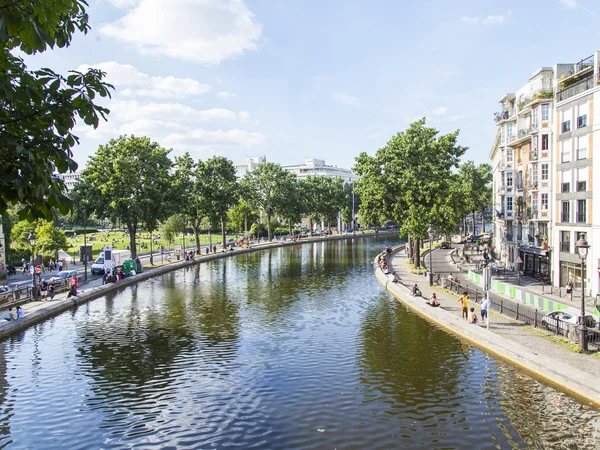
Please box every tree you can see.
[278,174,305,235]
[227,200,258,234]
[10,219,67,258]
[197,157,239,248]
[241,162,291,242]
[1,0,114,221]
[160,214,186,250]
[458,161,493,234]
[82,135,173,258]
[173,153,204,250]
[353,119,467,266]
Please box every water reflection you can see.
[0,236,597,449]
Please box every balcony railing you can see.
[518,128,532,139]
[508,134,516,143]
[505,234,513,242]
[576,212,586,222]
[557,76,595,102]
[560,241,570,252]
[528,183,538,190]
[529,151,538,161]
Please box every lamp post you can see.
[427,224,435,286]
[575,233,590,352]
[27,230,38,301]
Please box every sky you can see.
[23,0,600,172]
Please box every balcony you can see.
[528,183,538,191]
[529,151,538,161]
[576,212,586,223]
[507,134,516,143]
[557,76,595,102]
[528,209,538,219]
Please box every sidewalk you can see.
[454,244,598,314]
[383,248,600,406]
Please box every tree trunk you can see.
[415,238,421,268]
[221,215,227,248]
[192,224,200,250]
[128,223,137,258]
[463,217,467,235]
[150,233,153,265]
[267,209,272,241]
[481,210,486,234]
[471,211,476,234]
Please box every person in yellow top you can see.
[458,291,469,320]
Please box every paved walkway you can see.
[382,247,600,406]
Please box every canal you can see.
[0,236,598,449]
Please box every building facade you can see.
[491,68,554,282]
[281,158,360,182]
[492,51,600,296]
[552,52,600,294]
[56,171,82,193]
[235,156,266,179]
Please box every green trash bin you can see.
[123,260,135,273]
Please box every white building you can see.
[491,67,554,281]
[282,158,360,182]
[56,171,82,192]
[235,156,266,179]
[552,52,600,295]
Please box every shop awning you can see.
[519,246,549,257]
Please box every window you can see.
[577,200,586,222]
[562,182,570,193]
[577,181,587,191]
[506,172,513,187]
[517,171,523,190]
[532,107,539,129]
[577,114,588,128]
[541,193,549,210]
[561,141,571,163]
[577,167,588,192]
[560,231,570,252]
[541,104,549,121]
[532,135,538,154]
[507,123,514,139]
[507,197,513,211]
[541,134,549,151]
[506,148,513,162]
[541,164,549,181]
[561,201,570,222]
[538,223,548,238]
[531,193,538,211]
[562,120,571,133]
[576,136,587,160]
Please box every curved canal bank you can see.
[0,231,395,340]
[376,247,600,408]
[1,236,599,449]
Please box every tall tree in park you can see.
[11,220,68,259]
[340,182,360,227]
[458,161,493,234]
[303,175,346,231]
[173,153,203,249]
[353,119,467,267]
[0,0,113,221]
[227,200,258,234]
[277,173,304,235]
[82,135,173,258]
[241,162,290,242]
[197,157,239,248]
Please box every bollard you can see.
[516,303,519,321]
[534,309,538,328]
[500,299,503,314]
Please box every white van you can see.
[91,249,131,275]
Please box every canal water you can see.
[0,237,598,449]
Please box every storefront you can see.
[560,261,582,289]
[519,246,550,283]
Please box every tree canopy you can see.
[1,0,113,221]
[353,119,467,239]
[81,135,173,257]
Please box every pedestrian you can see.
[48,284,55,300]
[212,245,216,253]
[205,247,209,255]
[468,307,478,324]
[480,293,491,324]
[4,307,17,321]
[167,254,171,263]
[16,306,24,319]
[458,291,469,320]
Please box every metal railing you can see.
[560,241,570,252]
[557,76,595,102]
[576,212,586,223]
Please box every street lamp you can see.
[575,233,590,352]
[428,224,435,286]
[27,229,38,301]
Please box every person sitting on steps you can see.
[412,284,422,297]
[428,293,440,307]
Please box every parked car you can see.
[440,242,451,249]
[0,286,14,305]
[48,270,81,286]
[541,310,597,333]
[451,235,465,244]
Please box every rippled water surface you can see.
[1,237,599,449]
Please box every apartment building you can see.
[552,52,600,294]
[490,68,554,282]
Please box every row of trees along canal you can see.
[353,119,492,268]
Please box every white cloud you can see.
[560,0,578,8]
[164,128,266,148]
[461,14,505,24]
[100,0,263,65]
[333,93,359,105]
[109,100,237,122]
[432,106,448,116]
[105,0,140,7]
[238,111,250,122]
[77,61,211,98]
[217,91,236,98]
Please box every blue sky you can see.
[24,0,600,171]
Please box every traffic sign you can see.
[35,265,42,273]
[516,257,523,264]
[459,226,463,231]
